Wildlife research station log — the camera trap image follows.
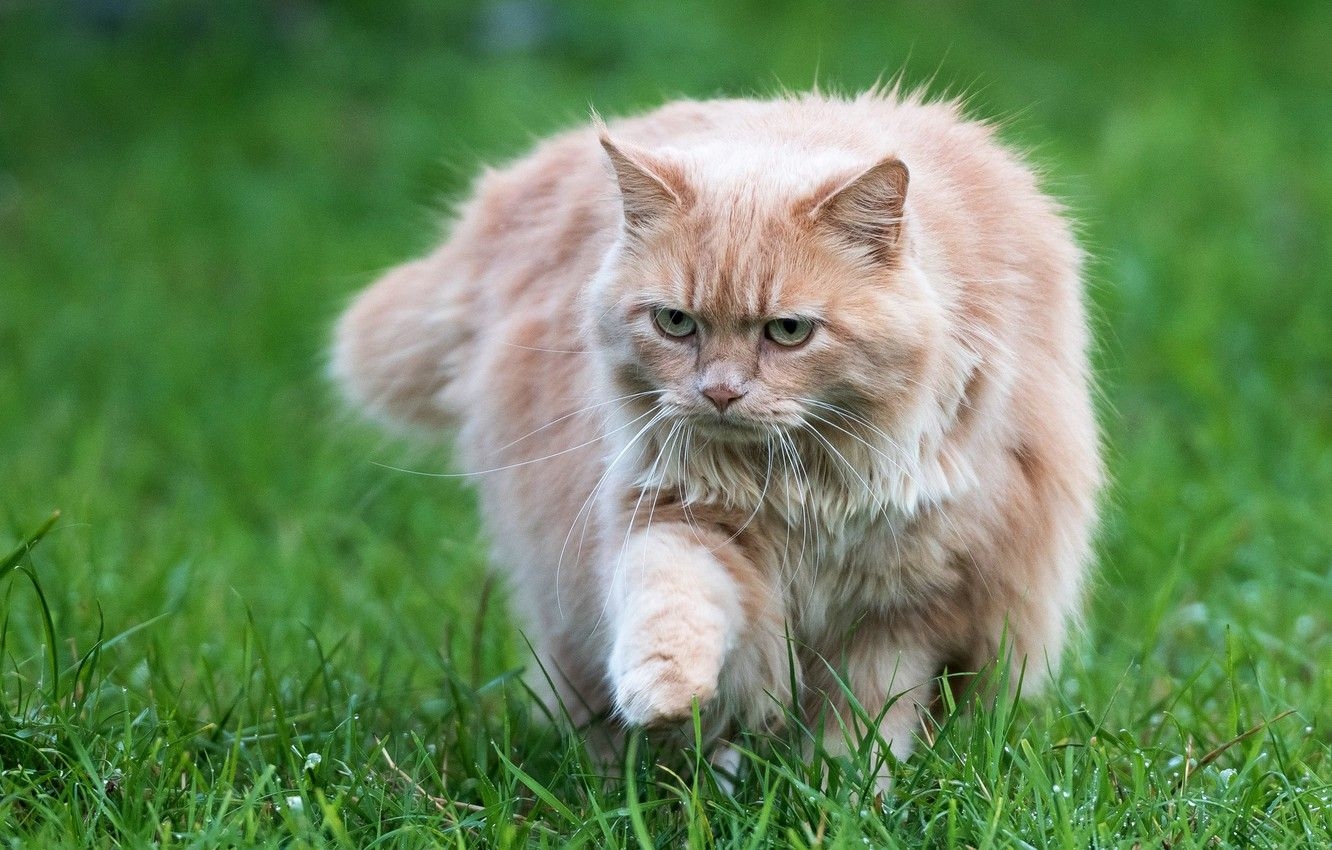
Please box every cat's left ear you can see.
[805,156,909,263]
[598,131,692,231]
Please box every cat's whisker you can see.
[802,401,946,526]
[799,398,914,480]
[795,419,893,519]
[792,432,816,580]
[598,416,684,632]
[491,390,660,456]
[676,427,723,555]
[374,406,659,480]
[642,421,685,542]
[496,341,593,355]
[636,421,685,578]
[573,407,671,551]
[803,399,953,499]
[705,432,775,556]
[554,406,671,617]
[811,398,990,593]
[801,408,909,490]
[777,429,813,591]
[801,404,989,592]
[802,418,913,597]
[774,433,801,580]
[802,411,909,568]
[774,435,795,566]
[801,397,901,444]
[620,419,682,573]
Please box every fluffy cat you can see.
[333,90,1101,782]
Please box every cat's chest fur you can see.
[765,488,960,631]
[647,442,962,632]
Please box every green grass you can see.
[2,1,1330,845]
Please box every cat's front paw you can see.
[611,651,720,728]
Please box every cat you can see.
[332,89,1101,784]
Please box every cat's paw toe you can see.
[613,653,717,728]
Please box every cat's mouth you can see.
[684,413,774,444]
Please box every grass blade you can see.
[495,748,580,828]
[0,510,61,580]
[18,566,61,701]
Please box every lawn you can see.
[2,1,1330,846]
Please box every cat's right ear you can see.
[803,156,910,265]
[598,131,692,230]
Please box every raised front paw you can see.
[611,649,721,728]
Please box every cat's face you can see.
[591,136,946,447]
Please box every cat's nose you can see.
[701,384,745,413]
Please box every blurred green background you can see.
[2,0,1330,790]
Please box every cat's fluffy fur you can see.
[333,90,1101,778]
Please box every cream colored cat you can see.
[333,90,1101,781]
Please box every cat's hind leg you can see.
[808,631,939,792]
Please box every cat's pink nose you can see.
[701,384,745,413]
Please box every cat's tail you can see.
[330,247,474,432]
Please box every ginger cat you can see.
[333,90,1101,782]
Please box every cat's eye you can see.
[652,307,697,339]
[764,317,815,347]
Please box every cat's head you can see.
[588,132,950,459]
